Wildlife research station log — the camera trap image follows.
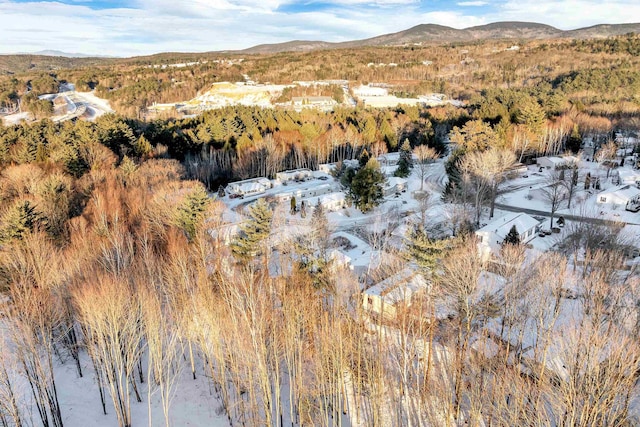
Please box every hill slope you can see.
[240,21,640,54]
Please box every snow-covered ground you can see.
[1,111,33,125]
[1,89,113,125]
[0,330,230,427]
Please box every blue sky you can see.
[0,0,637,56]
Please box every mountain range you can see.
[238,21,640,54]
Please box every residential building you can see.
[362,268,428,319]
[226,177,271,197]
[291,96,337,111]
[596,185,640,207]
[476,212,540,260]
[276,168,313,183]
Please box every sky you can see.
[0,0,638,57]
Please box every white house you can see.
[291,96,337,111]
[617,169,640,186]
[308,192,346,212]
[362,268,428,319]
[275,183,336,202]
[476,212,540,260]
[596,185,640,207]
[384,177,408,197]
[536,156,572,170]
[226,177,271,197]
[276,168,313,183]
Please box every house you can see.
[536,156,572,170]
[318,163,334,174]
[275,183,336,202]
[275,168,313,183]
[362,268,428,319]
[617,169,640,186]
[226,177,271,197]
[384,177,408,196]
[476,212,541,260]
[307,192,346,212]
[506,162,528,176]
[596,185,640,207]
[328,249,353,270]
[291,96,337,111]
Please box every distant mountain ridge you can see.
[238,21,640,54]
[18,50,114,58]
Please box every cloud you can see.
[0,0,636,56]
[494,0,640,29]
[457,1,488,6]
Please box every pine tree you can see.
[358,148,371,168]
[175,186,210,241]
[394,139,413,178]
[134,135,153,158]
[0,200,40,243]
[350,158,385,213]
[405,225,447,272]
[231,198,273,261]
[503,225,520,246]
[118,155,137,186]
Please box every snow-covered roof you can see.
[618,169,640,183]
[598,184,640,202]
[227,177,270,194]
[328,248,351,266]
[546,156,568,164]
[353,85,388,97]
[476,212,540,240]
[385,177,408,188]
[317,192,345,205]
[276,168,312,178]
[364,268,428,305]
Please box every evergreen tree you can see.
[567,124,582,153]
[0,200,40,243]
[118,155,137,186]
[405,225,447,272]
[231,198,273,261]
[358,148,371,168]
[350,158,385,213]
[217,185,226,198]
[134,135,153,158]
[503,225,520,246]
[175,186,210,241]
[394,139,413,178]
[518,99,546,138]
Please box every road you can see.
[493,202,640,226]
[52,91,86,122]
[420,161,448,193]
